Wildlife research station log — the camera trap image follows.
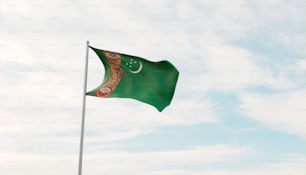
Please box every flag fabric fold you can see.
[86,46,179,111]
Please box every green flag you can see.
[87,46,179,112]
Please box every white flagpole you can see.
[78,41,89,175]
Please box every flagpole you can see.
[78,41,89,175]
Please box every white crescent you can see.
[130,61,143,74]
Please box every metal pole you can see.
[78,41,89,175]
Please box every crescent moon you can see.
[130,61,143,74]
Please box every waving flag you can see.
[87,46,179,111]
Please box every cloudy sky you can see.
[1,0,305,174]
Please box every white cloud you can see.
[0,153,75,175]
[84,144,251,175]
[185,44,298,93]
[239,89,306,137]
[0,144,251,175]
[145,157,306,175]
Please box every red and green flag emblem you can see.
[87,46,179,111]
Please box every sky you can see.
[0,0,305,174]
